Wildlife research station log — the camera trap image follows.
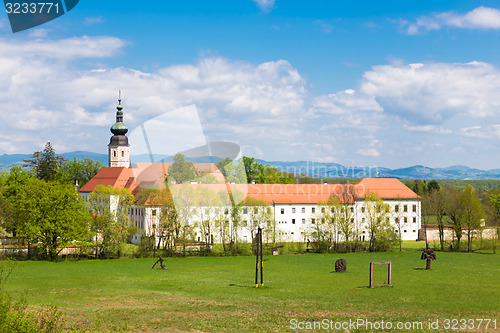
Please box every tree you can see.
[242,156,295,184]
[13,179,89,260]
[426,189,447,250]
[488,193,500,253]
[427,180,440,193]
[56,158,104,187]
[216,158,247,183]
[364,193,395,252]
[87,185,135,258]
[23,142,65,181]
[445,187,462,250]
[458,185,484,252]
[336,187,357,250]
[167,153,197,184]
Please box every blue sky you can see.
[1,1,500,169]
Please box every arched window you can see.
[113,151,117,157]
[121,151,124,157]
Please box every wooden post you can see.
[255,230,259,288]
[369,262,374,288]
[388,261,391,286]
[369,261,392,288]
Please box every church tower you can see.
[108,93,130,167]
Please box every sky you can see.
[1,1,500,169]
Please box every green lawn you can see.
[3,250,499,332]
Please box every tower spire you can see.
[108,91,130,167]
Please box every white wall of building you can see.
[130,198,421,244]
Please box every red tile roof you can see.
[354,178,420,199]
[80,167,419,204]
[79,167,138,193]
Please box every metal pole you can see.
[260,227,263,286]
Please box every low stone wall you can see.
[423,226,499,241]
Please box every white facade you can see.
[130,197,421,244]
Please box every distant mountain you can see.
[0,151,499,180]
[258,160,500,180]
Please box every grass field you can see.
[3,247,500,332]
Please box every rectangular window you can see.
[311,218,315,224]
[243,208,248,214]
[322,207,325,213]
[312,207,316,213]
[267,207,271,214]
[404,217,408,223]
[152,209,157,216]
[281,208,285,214]
[413,205,417,213]
[362,218,365,223]
[394,205,399,212]
[301,207,305,213]
[302,218,305,224]
[361,207,365,213]
[292,207,296,213]
[292,219,295,224]
[413,217,417,223]
[254,208,258,214]
[395,217,399,224]
[350,207,354,213]
[404,205,408,212]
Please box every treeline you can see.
[0,142,105,260]
[404,179,500,252]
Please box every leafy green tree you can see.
[364,193,395,252]
[427,180,440,193]
[458,185,484,252]
[242,156,295,184]
[87,185,135,258]
[488,193,500,253]
[167,153,197,184]
[23,142,65,182]
[216,158,247,183]
[56,158,104,187]
[13,178,89,260]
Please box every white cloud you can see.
[400,6,500,35]
[0,36,127,59]
[2,35,500,168]
[356,148,380,157]
[360,61,500,124]
[403,124,452,135]
[313,20,333,33]
[0,36,309,159]
[253,0,275,13]
[84,16,104,25]
[461,125,500,139]
[28,29,51,38]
